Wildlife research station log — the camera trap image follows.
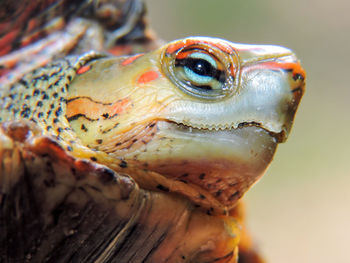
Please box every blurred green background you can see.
[147,0,349,262]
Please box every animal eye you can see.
[164,45,235,100]
[179,52,218,83]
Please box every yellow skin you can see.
[0,37,305,262]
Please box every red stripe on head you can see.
[121,54,144,66]
[166,39,234,55]
[260,62,306,80]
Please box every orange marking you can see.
[20,31,42,48]
[21,35,38,48]
[137,70,159,84]
[27,19,37,32]
[166,41,191,54]
[66,98,106,120]
[166,39,234,55]
[76,65,91,75]
[229,64,236,77]
[175,49,196,59]
[4,58,18,68]
[0,28,20,50]
[213,42,234,54]
[121,54,144,66]
[66,97,132,120]
[110,98,131,116]
[20,37,31,48]
[260,61,306,80]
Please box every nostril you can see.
[293,73,305,81]
[289,62,306,82]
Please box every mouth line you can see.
[163,120,284,143]
[172,120,262,131]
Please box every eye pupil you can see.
[187,58,214,77]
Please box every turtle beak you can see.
[233,43,306,142]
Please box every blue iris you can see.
[183,52,218,85]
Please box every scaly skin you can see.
[0,37,305,262]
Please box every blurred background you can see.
[147,0,349,262]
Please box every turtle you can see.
[0,1,306,262]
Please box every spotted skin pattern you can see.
[0,58,75,135]
[1,54,90,149]
[0,52,124,172]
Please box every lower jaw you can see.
[119,120,278,208]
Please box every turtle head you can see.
[159,37,305,140]
[67,37,305,212]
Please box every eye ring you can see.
[162,43,238,100]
